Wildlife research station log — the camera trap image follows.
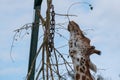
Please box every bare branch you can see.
[36,9,46,26]
[55,12,77,17]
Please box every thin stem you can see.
[67,2,92,21]
[54,49,60,80]
[54,47,74,72]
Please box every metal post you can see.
[28,0,42,80]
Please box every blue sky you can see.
[0,0,120,80]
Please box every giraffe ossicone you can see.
[68,21,101,80]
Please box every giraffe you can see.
[68,21,101,80]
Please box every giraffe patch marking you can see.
[76,73,80,80]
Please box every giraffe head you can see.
[68,21,85,39]
[68,21,101,56]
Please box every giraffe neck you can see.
[69,33,94,80]
[71,53,93,80]
[68,21,100,80]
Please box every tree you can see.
[12,0,99,80]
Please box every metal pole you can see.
[28,0,42,80]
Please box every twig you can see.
[36,9,46,26]
[55,31,68,41]
[14,23,33,32]
[36,59,42,73]
[54,47,74,72]
[55,12,77,17]
[26,39,45,80]
[35,65,43,80]
[56,44,68,49]
[67,2,93,21]
[10,32,18,62]
[44,63,66,80]
[50,62,73,66]
[55,24,67,31]
[53,50,60,80]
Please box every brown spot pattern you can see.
[76,65,79,71]
[80,68,84,73]
[82,75,86,80]
[77,58,79,62]
[76,73,80,80]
